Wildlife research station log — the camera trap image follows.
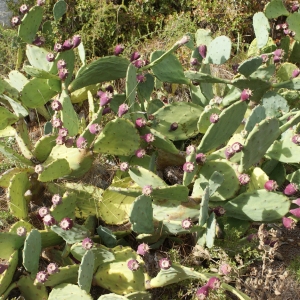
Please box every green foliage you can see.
[288,256,300,282]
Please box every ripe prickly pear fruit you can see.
[290,207,300,218]
[76,136,87,149]
[141,133,155,143]
[196,153,206,164]
[198,44,207,59]
[137,243,150,256]
[190,58,199,66]
[127,259,139,271]
[54,43,63,53]
[35,164,44,174]
[212,206,226,217]
[282,217,295,229]
[105,85,114,93]
[231,142,243,153]
[273,55,281,63]
[36,271,48,283]
[292,69,300,78]
[220,263,231,275]
[20,4,29,14]
[63,39,73,51]
[169,122,178,131]
[238,174,250,185]
[39,207,50,218]
[283,183,298,196]
[46,53,55,62]
[207,277,221,290]
[181,218,193,229]
[57,59,67,70]
[97,90,104,98]
[142,185,153,196]
[36,0,45,5]
[114,44,125,56]
[43,214,56,226]
[52,194,62,206]
[136,74,146,83]
[130,51,140,62]
[32,36,45,47]
[240,89,252,101]
[120,162,129,172]
[56,135,65,145]
[47,263,59,274]
[82,237,94,250]
[291,134,300,145]
[89,123,101,134]
[60,217,73,230]
[135,148,146,158]
[11,16,21,26]
[292,4,300,12]
[195,285,209,299]
[102,107,111,115]
[16,226,27,236]
[100,91,113,107]
[183,162,194,173]
[224,146,234,160]
[186,145,196,155]
[133,59,144,68]
[51,100,62,111]
[58,68,69,80]
[135,118,146,128]
[159,258,172,270]
[65,137,75,148]
[58,128,68,137]
[118,103,129,117]
[264,180,278,191]
[261,54,269,63]
[292,198,300,206]
[52,118,63,128]
[209,113,219,123]
[72,35,81,48]
[274,48,284,57]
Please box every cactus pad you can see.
[48,283,92,300]
[23,229,41,275]
[78,250,94,293]
[0,250,18,295]
[51,224,90,244]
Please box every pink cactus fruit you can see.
[207,277,221,290]
[238,173,250,185]
[292,69,300,78]
[82,237,94,250]
[169,122,178,131]
[130,51,140,62]
[181,218,193,229]
[114,44,125,56]
[261,54,269,63]
[54,43,63,52]
[58,68,69,80]
[47,263,59,274]
[142,185,153,196]
[120,162,129,172]
[57,59,67,70]
[209,113,219,123]
[137,243,150,256]
[190,58,199,66]
[133,59,144,68]
[127,259,139,271]
[35,164,44,174]
[39,207,50,218]
[135,118,146,128]
[46,53,55,62]
[89,123,101,134]
[65,137,75,148]
[240,89,252,101]
[135,148,146,158]
[264,180,278,192]
[52,194,62,206]
[290,207,300,218]
[291,134,300,145]
[292,4,300,12]
[58,128,68,137]
[32,36,45,47]
[186,145,196,155]
[231,142,243,153]
[212,206,226,217]
[102,107,111,115]
[60,218,73,230]
[275,24,282,30]
[196,153,206,164]
[137,74,146,83]
[141,133,155,143]
[20,4,29,14]
[273,56,281,63]
[11,16,21,26]
[284,183,298,196]
[51,100,62,111]
[62,39,73,51]
[224,146,235,160]
[282,217,295,229]
[36,0,45,6]
[274,48,284,58]
[198,44,207,59]
[52,118,63,128]
[183,162,194,173]
[76,136,88,149]
[43,214,56,226]
[72,35,81,48]
[220,263,232,275]
[16,226,27,236]
[196,285,209,299]
[292,198,300,206]
[56,135,65,145]
[36,271,48,283]
[100,91,113,107]
[159,258,172,270]
[118,103,129,117]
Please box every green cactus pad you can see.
[38,158,71,182]
[198,101,247,153]
[253,12,270,48]
[9,220,33,234]
[53,0,67,21]
[250,64,276,81]
[150,50,189,84]
[276,62,298,82]
[0,232,26,259]
[107,185,142,198]
[93,118,140,156]
[0,250,18,295]
[70,83,101,103]
[8,172,30,220]
[18,6,43,44]
[48,283,92,300]
[32,134,57,162]
[23,65,60,80]
[126,63,137,108]
[262,91,289,118]
[8,70,29,92]
[152,184,189,202]
[245,105,266,133]
[287,12,300,42]
[98,294,127,300]
[50,191,76,222]
[15,119,34,160]
[18,275,48,300]
[97,226,117,248]
[190,84,208,107]
[290,41,300,63]
[199,186,210,227]
[130,195,153,234]
[0,142,33,166]
[185,71,229,84]
[137,74,154,101]
[183,152,197,186]
[69,56,130,92]
[23,229,41,275]
[78,250,94,293]
[42,248,74,267]
[224,189,290,221]
[237,57,263,77]
[287,169,300,184]
[239,118,280,173]
[0,107,18,130]
[197,105,222,133]
[206,213,216,248]
[40,230,64,248]
[204,36,231,65]
[150,102,203,141]
[51,224,90,244]
[247,167,268,193]
[26,44,52,71]
[265,0,290,18]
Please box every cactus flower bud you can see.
[130,51,140,62]
[207,277,221,290]
[135,148,146,158]
[169,122,178,131]
[212,206,226,217]
[118,103,129,117]
[52,194,62,206]
[196,153,206,164]
[291,134,300,145]
[284,183,298,196]
[274,49,284,57]
[181,218,193,229]
[133,59,144,68]
[290,207,300,218]
[292,69,300,78]
[135,118,146,128]
[284,29,291,35]
[120,162,129,172]
[183,162,194,173]
[220,263,232,275]
[136,74,146,83]
[186,145,196,155]
[82,237,94,250]
[275,24,282,30]
[57,59,67,70]
[58,128,68,137]
[89,123,101,135]
[264,180,278,191]
[16,226,27,236]
[51,100,62,111]
[36,271,48,283]
[196,285,209,299]
[261,54,269,63]
[11,16,21,26]
[20,4,29,14]
[35,164,44,174]
[240,89,252,101]
[114,44,125,56]
[55,135,65,145]
[43,214,56,226]
[76,136,88,149]
[47,263,59,274]
[231,142,243,153]
[72,35,81,48]
[224,146,235,160]
[127,259,139,271]
[209,113,219,123]
[60,217,73,230]
[39,207,50,218]
[142,185,153,196]
[100,91,113,107]
[141,133,155,143]
[292,198,300,206]
[198,44,207,59]
[46,53,55,62]
[62,39,73,51]
[282,217,295,229]
[137,243,150,256]
[238,174,250,185]
[58,68,69,80]
[159,258,172,270]
[52,118,63,128]
[54,43,63,52]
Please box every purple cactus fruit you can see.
[127,259,139,271]
[47,52,56,63]
[63,39,74,51]
[136,74,146,83]
[36,271,48,283]
[39,207,50,218]
[238,173,250,185]
[52,118,63,128]
[231,142,243,153]
[137,243,150,256]
[102,107,111,115]
[274,48,284,57]
[120,162,129,172]
[232,63,239,74]
[292,69,300,78]
[135,148,146,158]
[292,198,300,206]
[142,185,153,196]
[52,194,62,206]
[58,128,68,137]
[284,29,291,35]
[207,277,221,290]
[130,51,140,62]
[58,68,69,80]
[186,145,196,155]
[51,100,62,111]
[290,207,300,218]
[118,103,129,117]
[56,135,65,145]
[133,59,144,68]
[72,35,81,48]
[292,4,300,12]
[240,88,252,101]
[176,35,190,46]
[212,206,226,217]
[183,162,194,173]
[76,136,88,149]
[141,133,155,143]
[65,137,75,148]
[105,85,114,93]
[224,146,235,160]
[284,183,298,196]
[198,44,207,59]
[196,285,209,299]
[11,16,21,26]
[159,258,172,270]
[47,263,59,274]
[43,214,56,226]
[190,58,199,66]
[196,153,206,164]
[32,36,45,47]
[60,217,73,230]
[261,54,269,63]
[209,113,219,123]
[135,118,146,128]
[282,217,295,229]
[169,122,178,131]
[273,55,281,63]
[181,218,193,229]
[57,59,67,70]
[54,43,63,53]
[220,263,232,275]
[264,180,278,192]
[114,44,125,56]
[35,164,44,174]
[100,91,113,107]
[16,226,27,236]
[82,237,94,250]
[97,90,104,98]
[89,123,101,134]
[291,134,300,145]
[20,4,29,14]
[36,0,45,6]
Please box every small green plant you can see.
[288,256,300,282]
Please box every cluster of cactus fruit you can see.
[1,0,300,298]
